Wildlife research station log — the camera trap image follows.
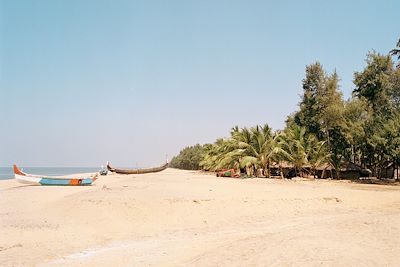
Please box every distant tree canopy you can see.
[351,52,400,174]
[291,50,400,177]
[171,39,400,179]
[170,144,205,170]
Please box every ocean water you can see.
[0,167,102,180]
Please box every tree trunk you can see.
[326,126,331,152]
[321,168,326,179]
[391,161,395,179]
[297,167,303,178]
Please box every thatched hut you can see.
[269,161,373,180]
[269,162,314,178]
[270,162,296,178]
[316,161,370,179]
[316,163,335,179]
[378,162,395,179]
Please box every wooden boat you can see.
[13,165,98,186]
[106,161,168,174]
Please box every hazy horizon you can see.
[1,0,399,167]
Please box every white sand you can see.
[1,168,400,266]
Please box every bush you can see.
[170,144,205,170]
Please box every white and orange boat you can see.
[13,164,98,186]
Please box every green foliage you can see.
[278,125,330,177]
[389,68,400,108]
[382,111,400,166]
[289,49,400,178]
[170,144,205,170]
[200,124,277,177]
[349,52,399,176]
[199,123,329,178]
[173,39,400,179]
[353,52,393,113]
[294,62,346,169]
[294,62,326,138]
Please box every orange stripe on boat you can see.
[69,179,82,186]
[13,164,26,176]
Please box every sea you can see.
[0,167,102,180]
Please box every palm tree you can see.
[203,124,276,177]
[268,132,289,178]
[278,126,308,177]
[200,139,231,171]
[231,124,276,177]
[278,126,330,177]
[307,138,331,178]
[390,38,400,68]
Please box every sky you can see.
[0,0,399,167]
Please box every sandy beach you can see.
[1,168,400,266]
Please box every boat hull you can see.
[14,165,98,186]
[107,162,168,174]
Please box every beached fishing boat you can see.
[106,161,168,174]
[13,165,98,186]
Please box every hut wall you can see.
[317,170,327,179]
[317,170,360,179]
[270,167,295,178]
[316,169,337,179]
[379,167,394,179]
[339,170,360,180]
[270,167,280,177]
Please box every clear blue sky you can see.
[0,0,399,167]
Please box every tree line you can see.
[171,40,400,179]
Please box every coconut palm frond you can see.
[390,38,400,66]
[240,156,258,168]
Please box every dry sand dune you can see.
[1,168,400,266]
